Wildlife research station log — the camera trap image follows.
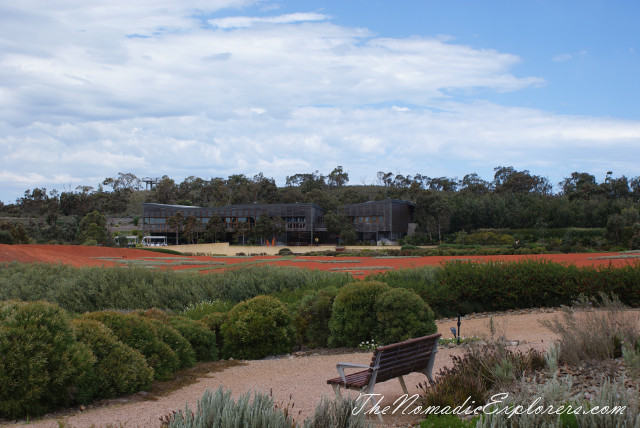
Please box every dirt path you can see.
[4,309,566,428]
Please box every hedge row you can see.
[0,301,217,419]
[0,263,351,313]
[373,259,640,317]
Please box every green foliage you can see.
[167,387,294,428]
[420,414,479,428]
[0,262,350,313]
[10,222,30,244]
[148,318,196,369]
[221,296,295,359]
[0,300,95,419]
[71,318,153,398]
[301,395,373,428]
[294,287,338,348]
[83,311,180,381]
[328,281,390,347]
[454,231,515,246]
[169,316,218,362]
[182,300,235,320]
[200,312,227,353]
[373,287,436,344]
[422,344,545,410]
[167,387,372,428]
[77,210,107,244]
[540,294,640,365]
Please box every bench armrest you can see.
[336,363,378,384]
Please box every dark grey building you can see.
[142,202,325,245]
[341,199,415,242]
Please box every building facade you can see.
[341,199,415,242]
[142,202,325,245]
[142,199,414,245]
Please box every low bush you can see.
[374,288,437,344]
[182,300,234,320]
[540,294,640,365]
[83,311,180,381]
[294,287,338,348]
[148,318,196,369]
[0,300,95,419]
[167,387,293,428]
[169,316,218,362]
[421,343,545,409]
[221,296,296,359]
[0,263,351,314]
[71,318,153,398]
[166,387,372,428]
[328,281,390,347]
[200,312,227,352]
[301,395,372,428]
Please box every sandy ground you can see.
[3,309,566,428]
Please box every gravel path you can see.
[7,309,564,428]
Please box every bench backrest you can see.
[368,333,441,384]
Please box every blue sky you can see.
[1,0,639,203]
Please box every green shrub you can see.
[420,414,479,428]
[169,316,218,362]
[71,318,153,398]
[139,307,172,322]
[0,263,351,314]
[201,311,227,353]
[221,296,295,359]
[374,288,436,344]
[301,395,373,428]
[294,287,338,348]
[148,318,196,369]
[0,300,95,419]
[83,311,180,381]
[182,300,234,320]
[328,281,390,347]
[422,344,545,409]
[167,387,294,428]
[166,387,372,428]
[540,294,640,365]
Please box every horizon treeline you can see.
[2,166,640,247]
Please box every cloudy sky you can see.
[1,0,639,203]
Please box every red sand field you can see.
[1,244,638,279]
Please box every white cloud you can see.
[0,2,638,202]
[209,12,329,29]
[552,50,587,62]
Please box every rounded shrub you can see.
[71,318,153,398]
[148,318,196,369]
[201,311,227,352]
[221,296,295,360]
[374,288,437,344]
[83,311,180,381]
[182,300,234,321]
[328,281,390,347]
[0,300,95,419]
[169,316,218,362]
[294,287,338,348]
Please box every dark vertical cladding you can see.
[142,202,325,244]
[341,199,414,242]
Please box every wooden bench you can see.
[326,333,442,399]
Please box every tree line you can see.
[2,167,640,248]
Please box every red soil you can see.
[1,244,637,279]
[0,244,169,267]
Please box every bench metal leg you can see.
[398,375,409,395]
